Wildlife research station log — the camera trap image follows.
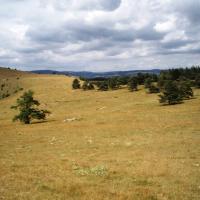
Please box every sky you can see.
[0,0,200,72]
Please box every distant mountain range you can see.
[31,69,161,78]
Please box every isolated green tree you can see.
[72,78,81,89]
[128,77,138,91]
[82,81,94,90]
[11,90,50,124]
[159,81,183,105]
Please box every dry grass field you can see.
[0,67,32,99]
[0,69,200,199]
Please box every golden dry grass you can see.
[0,73,200,200]
[0,67,33,98]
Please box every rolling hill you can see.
[0,70,200,200]
[0,67,34,99]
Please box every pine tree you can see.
[179,81,193,99]
[11,90,50,124]
[116,76,129,85]
[195,75,200,88]
[144,77,152,88]
[159,81,183,105]
[72,78,81,89]
[128,77,138,91]
[108,78,119,90]
[98,81,109,91]
[148,84,160,93]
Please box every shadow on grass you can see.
[160,102,184,106]
[159,96,195,106]
[184,96,197,100]
[31,119,56,125]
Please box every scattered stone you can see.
[63,117,81,122]
[96,106,106,110]
[50,136,56,144]
[87,139,93,144]
[124,141,132,147]
[193,163,199,167]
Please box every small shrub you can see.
[72,78,81,89]
[148,84,160,93]
[82,81,94,90]
[98,81,109,91]
[1,84,5,89]
[1,94,6,99]
[107,78,119,90]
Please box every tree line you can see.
[72,66,200,105]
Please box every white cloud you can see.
[162,30,188,43]
[154,16,176,33]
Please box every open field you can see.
[0,72,200,199]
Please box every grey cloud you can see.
[26,22,135,44]
[0,0,199,71]
[45,0,122,11]
[136,25,164,41]
[80,0,122,11]
[174,0,200,24]
[27,22,165,48]
[161,40,195,49]
[101,0,121,11]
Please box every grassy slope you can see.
[0,67,32,98]
[0,74,200,200]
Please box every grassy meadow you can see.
[0,71,200,199]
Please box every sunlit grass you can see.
[0,73,200,199]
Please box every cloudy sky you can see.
[0,0,200,71]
